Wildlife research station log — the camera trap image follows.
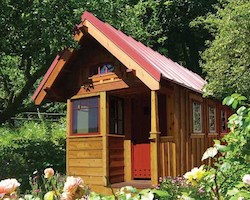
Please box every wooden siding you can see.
[109,136,125,184]
[159,136,176,177]
[159,84,228,177]
[67,137,104,186]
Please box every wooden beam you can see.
[150,90,160,185]
[66,99,71,175]
[124,97,132,181]
[100,92,109,186]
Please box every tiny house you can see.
[33,11,231,194]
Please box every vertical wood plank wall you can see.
[159,85,224,177]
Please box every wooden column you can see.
[124,97,132,181]
[150,90,160,185]
[66,99,71,175]
[100,91,109,186]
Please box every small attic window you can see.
[90,63,114,76]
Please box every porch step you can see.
[111,180,152,189]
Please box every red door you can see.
[132,96,151,179]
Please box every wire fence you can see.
[11,110,66,123]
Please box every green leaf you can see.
[238,96,247,101]
[227,188,239,196]
[232,100,239,109]
[151,189,169,197]
[223,96,234,106]
[237,106,246,115]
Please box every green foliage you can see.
[29,171,65,200]
[89,186,169,200]
[201,0,250,99]
[0,0,218,124]
[0,120,66,192]
[188,94,250,199]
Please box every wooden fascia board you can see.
[34,49,73,105]
[83,20,160,91]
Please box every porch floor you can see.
[111,180,153,189]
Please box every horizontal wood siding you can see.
[67,137,104,186]
[109,136,124,183]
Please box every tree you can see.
[0,0,218,124]
[200,0,250,99]
[0,0,136,124]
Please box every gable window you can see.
[109,97,124,134]
[221,110,227,133]
[90,63,114,76]
[72,96,99,134]
[192,101,202,133]
[208,106,216,133]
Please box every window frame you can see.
[190,94,204,135]
[207,102,217,134]
[109,96,124,135]
[70,96,100,136]
[89,63,115,77]
[192,101,203,133]
[220,107,228,134]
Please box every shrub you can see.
[0,120,66,192]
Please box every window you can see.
[72,97,99,134]
[221,110,227,133]
[109,97,124,134]
[192,101,202,133]
[90,63,114,76]
[209,106,216,133]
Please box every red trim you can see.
[81,11,161,81]
[32,55,60,101]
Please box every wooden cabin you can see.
[32,11,231,194]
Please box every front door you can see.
[132,96,151,179]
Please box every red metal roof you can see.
[81,11,205,93]
[33,11,205,102]
[32,55,60,101]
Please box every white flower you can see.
[242,174,250,185]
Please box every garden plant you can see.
[0,94,249,199]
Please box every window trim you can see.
[207,103,217,134]
[70,96,100,136]
[192,101,203,133]
[189,94,204,134]
[220,107,228,134]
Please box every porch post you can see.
[150,90,160,185]
[100,91,109,186]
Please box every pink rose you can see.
[44,168,54,179]
[242,174,250,185]
[0,178,20,194]
[63,177,83,194]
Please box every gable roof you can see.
[33,11,205,104]
[80,11,205,93]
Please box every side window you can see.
[208,106,216,133]
[72,96,99,134]
[220,109,227,133]
[109,97,124,134]
[192,101,203,133]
